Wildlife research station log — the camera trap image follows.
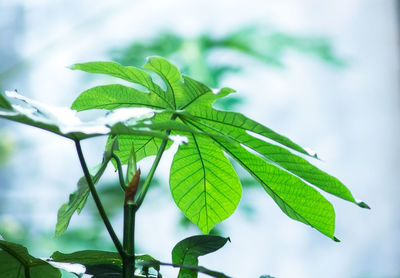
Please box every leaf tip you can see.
[356,200,370,209]
[333,236,341,242]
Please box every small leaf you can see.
[172,235,230,278]
[0,240,61,278]
[170,135,242,234]
[55,137,118,236]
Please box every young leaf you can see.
[55,137,118,236]
[171,235,230,278]
[170,135,242,234]
[0,240,61,278]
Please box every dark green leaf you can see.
[172,235,230,278]
[0,240,61,278]
[51,250,122,267]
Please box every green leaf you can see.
[84,264,122,278]
[51,250,161,277]
[185,114,368,208]
[170,135,242,234]
[51,250,122,267]
[55,138,118,236]
[213,139,336,239]
[71,61,173,109]
[186,105,312,157]
[0,91,12,110]
[172,235,229,278]
[0,240,61,278]
[71,57,367,239]
[0,90,171,141]
[71,84,168,111]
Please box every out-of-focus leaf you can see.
[0,240,61,278]
[51,250,122,267]
[172,235,229,278]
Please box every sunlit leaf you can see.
[0,240,61,278]
[0,90,171,141]
[71,57,367,239]
[170,135,242,234]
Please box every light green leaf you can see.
[185,115,368,208]
[55,138,118,236]
[71,84,168,111]
[71,61,173,108]
[186,105,312,157]
[214,139,337,239]
[71,57,367,239]
[172,235,229,278]
[170,135,242,234]
[0,240,61,278]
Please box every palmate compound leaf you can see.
[0,240,61,278]
[71,56,368,239]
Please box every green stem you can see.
[123,203,136,278]
[112,153,127,190]
[135,135,169,209]
[74,140,124,258]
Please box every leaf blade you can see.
[170,135,242,234]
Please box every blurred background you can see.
[0,0,399,277]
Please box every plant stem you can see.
[74,140,124,258]
[112,153,127,190]
[135,135,169,209]
[123,203,136,278]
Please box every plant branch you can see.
[135,136,168,209]
[74,140,124,258]
[135,114,177,209]
[112,153,127,190]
